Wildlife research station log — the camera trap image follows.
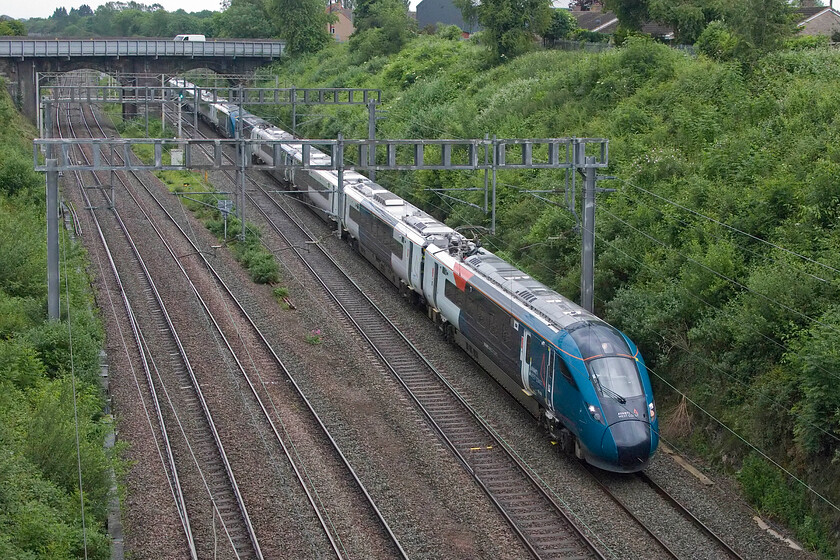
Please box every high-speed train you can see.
[170,78,659,472]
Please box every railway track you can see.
[76,97,408,559]
[164,105,606,560]
[582,463,745,560]
[57,95,260,559]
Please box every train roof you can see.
[462,249,596,332]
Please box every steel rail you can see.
[103,105,408,559]
[582,464,679,559]
[638,472,744,560]
[69,101,264,559]
[54,100,198,559]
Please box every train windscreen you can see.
[567,321,643,399]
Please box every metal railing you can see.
[0,38,285,58]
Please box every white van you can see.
[173,34,206,41]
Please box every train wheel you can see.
[443,323,456,344]
[574,437,585,461]
[559,429,575,455]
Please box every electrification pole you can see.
[368,100,376,182]
[580,155,597,314]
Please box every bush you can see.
[737,454,832,553]
[436,24,463,41]
[0,147,41,197]
[241,249,279,284]
[696,21,737,61]
[786,34,829,51]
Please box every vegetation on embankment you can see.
[265,34,840,554]
[0,80,114,558]
[105,108,281,285]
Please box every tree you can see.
[0,19,26,36]
[457,0,552,60]
[695,19,736,59]
[543,9,578,44]
[214,0,277,38]
[722,0,795,60]
[268,0,332,54]
[603,0,649,31]
[647,0,721,44]
[349,0,416,61]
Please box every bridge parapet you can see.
[0,39,285,122]
[0,38,285,59]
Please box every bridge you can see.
[0,37,286,122]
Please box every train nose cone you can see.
[611,421,651,468]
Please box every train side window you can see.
[391,236,403,257]
[555,353,577,389]
[444,279,464,307]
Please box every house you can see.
[415,0,479,33]
[326,2,354,42]
[795,5,840,38]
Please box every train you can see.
[169,78,659,472]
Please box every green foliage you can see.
[436,24,465,41]
[24,381,112,519]
[569,29,611,43]
[0,85,113,558]
[647,0,721,44]
[213,0,278,38]
[0,200,47,299]
[604,0,650,31]
[0,340,46,391]
[785,33,830,51]
[0,19,26,36]
[349,0,417,63]
[269,0,333,54]
[26,2,215,38]
[785,306,840,459]
[737,454,832,553]
[238,246,280,283]
[457,0,552,60]
[272,286,289,306]
[543,9,579,43]
[696,20,737,60]
[721,0,796,64]
[0,147,42,198]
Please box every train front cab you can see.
[560,321,659,473]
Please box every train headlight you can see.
[586,403,604,425]
[648,401,656,421]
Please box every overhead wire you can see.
[615,176,840,279]
[648,362,840,514]
[476,201,840,453]
[61,221,89,560]
[190,83,840,518]
[598,206,840,338]
[612,183,836,286]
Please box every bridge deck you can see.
[0,38,284,58]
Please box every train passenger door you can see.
[423,260,438,309]
[520,331,533,394]
[544,348,555,413]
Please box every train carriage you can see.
[172,78,659,472]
